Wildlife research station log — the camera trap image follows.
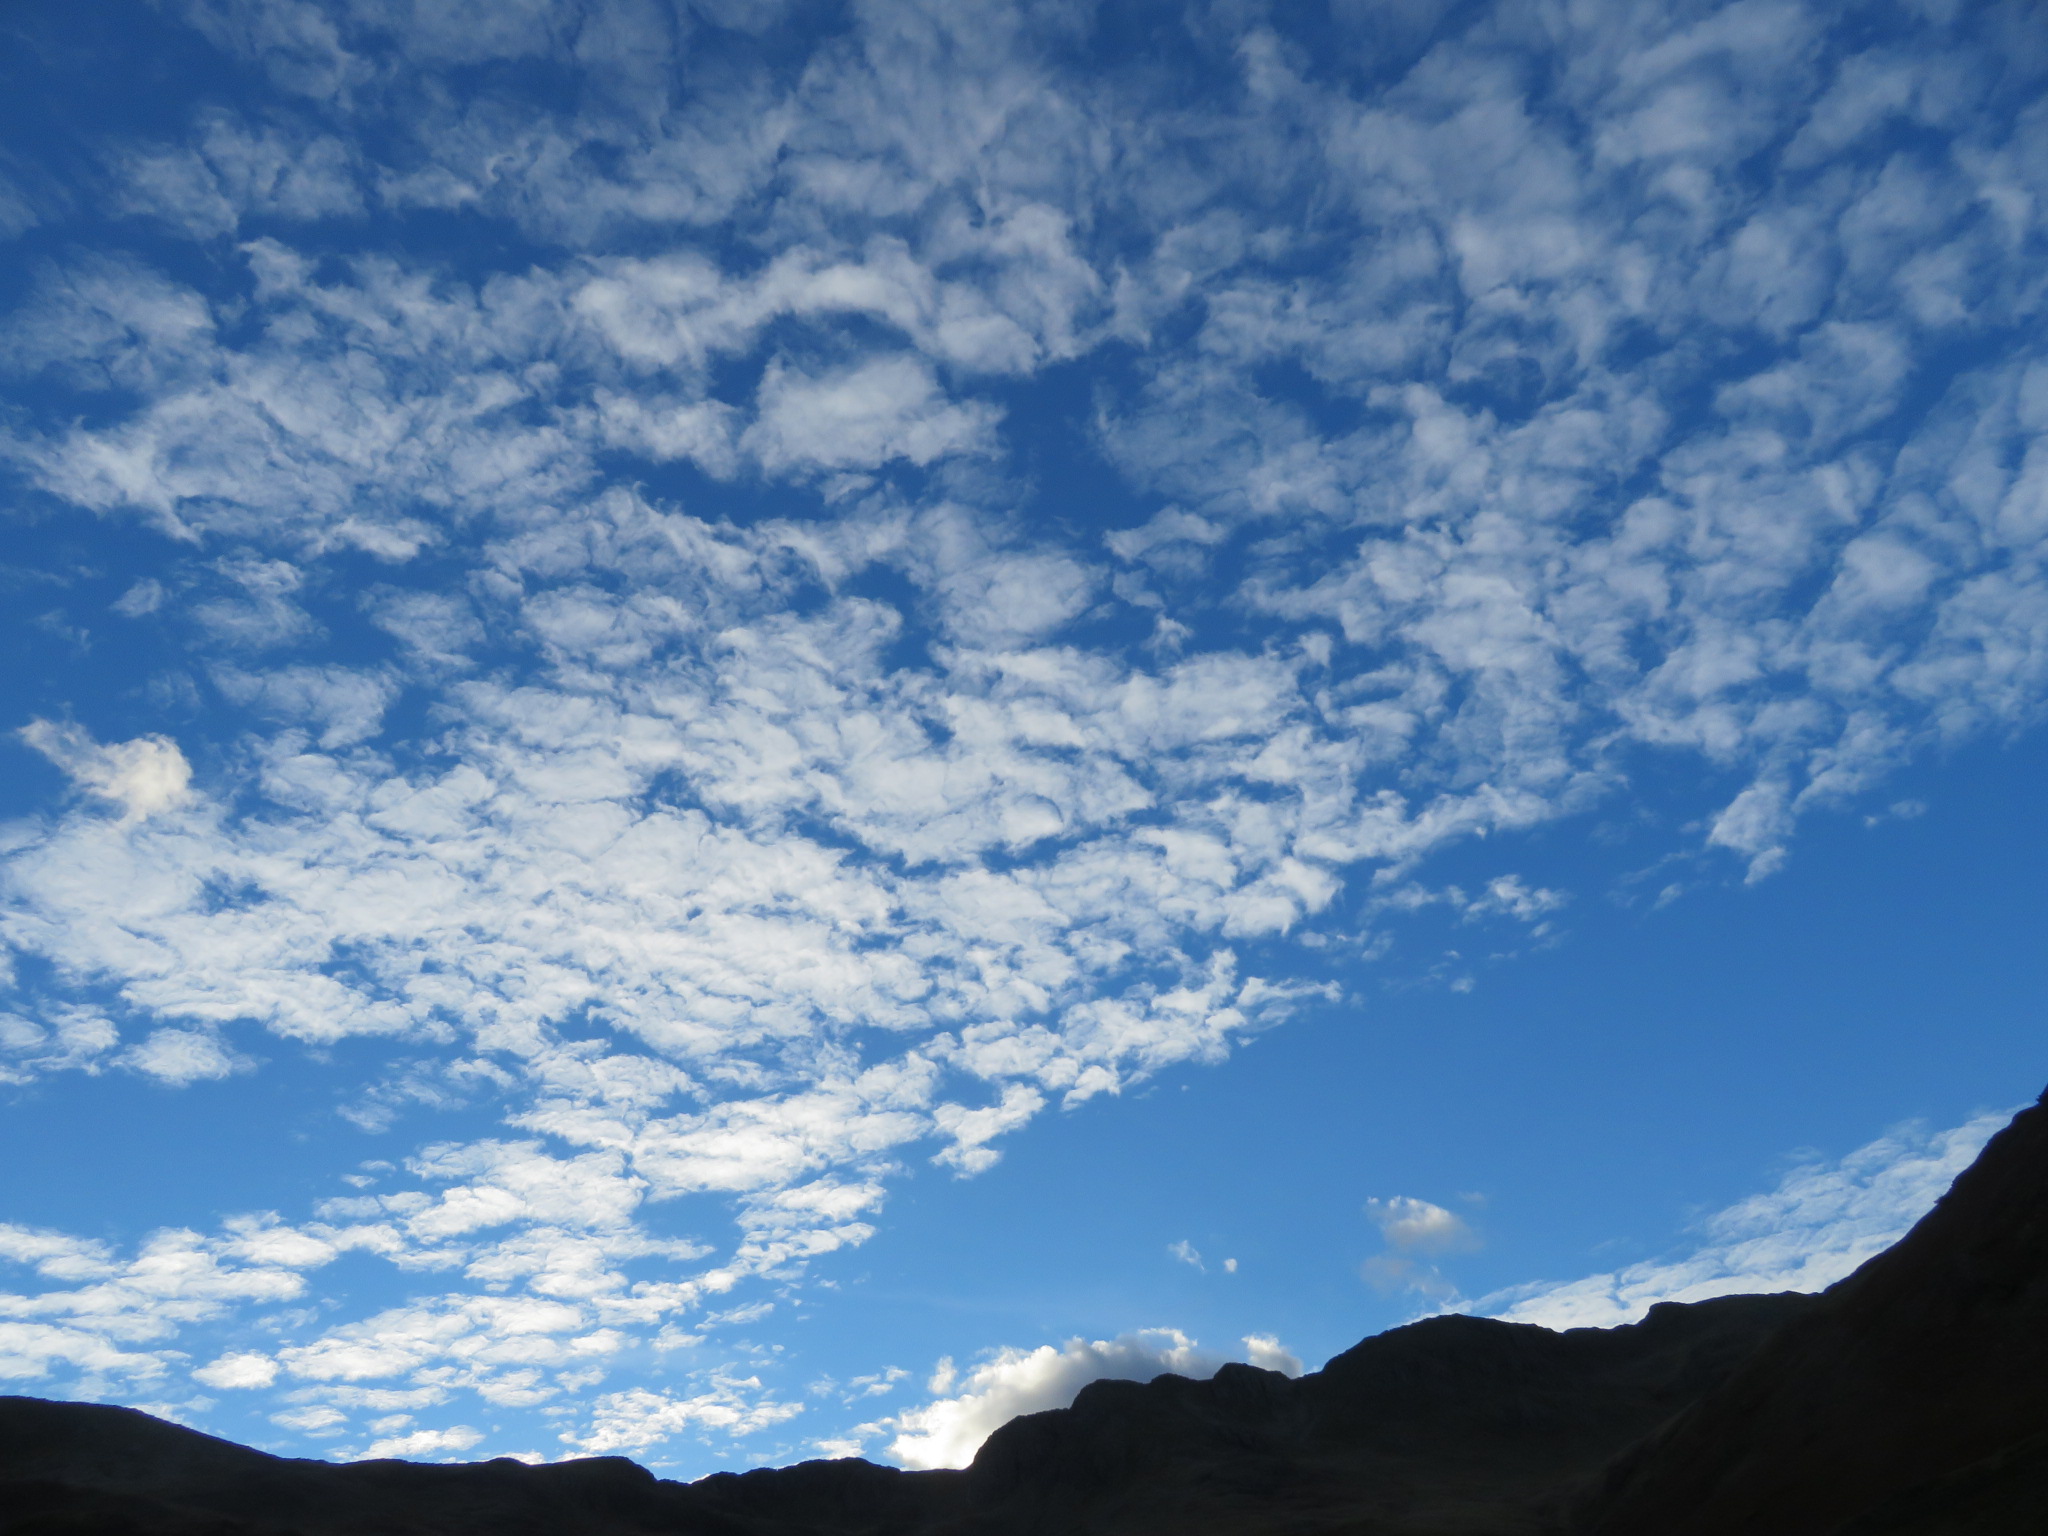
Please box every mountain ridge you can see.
[4,1087,2044,1535]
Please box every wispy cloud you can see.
[1475,1108,2014,1329]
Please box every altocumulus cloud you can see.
[0,0,2043,1468]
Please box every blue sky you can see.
[0,0,2043,1473]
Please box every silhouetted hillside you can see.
[6,1089,2044,1536]
[1582,1083,2048,1536]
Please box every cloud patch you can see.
[886,1328,1299,1470]
[20,722,193,821]
[1476,1109,2014,1330]
[742,356,1000,474]
[121,1029,251,1086]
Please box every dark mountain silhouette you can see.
[4,1087,2044,1536]
[1581,1082,2048,1536]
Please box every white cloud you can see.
[0,1321,166,1382]
[930,1084,1045,1175]
[271,1404,348,1435]
[195,557,321,651]
[0,1009,119,1084]
[1360,1195,1482,1299]
[1476,1107,2014,1330]
[888,1331,1212,1470]
[362,1424,483,1460]
[121,1028,250,1086]
[886,1328,1297,1470]
[0,1216,338,1388]
[363,589,484,667]
[193,1351,279,1389]
[910,509,1099,647]
[1464,876,1565,924]
[565,1381,803,1454]
[592,392,740,476]
[20,722,192,820]
[211,665,396,748]
[113,114,362,237]
[277,1294,594,1386]
[113,580,167,618]
[1365,1196,1479,1256]
[0,254,215,393]
[742,355,1000,474]
[1242,1333,1299,1375]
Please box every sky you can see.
[0,0,2044,1477]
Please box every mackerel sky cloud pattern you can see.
[0,0,2044,1472]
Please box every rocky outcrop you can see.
[4,1088,2043,1536]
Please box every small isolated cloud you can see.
[121,1028,250,1086]
[20,720,192,820]
[887,1328,1297,1470]
[1362,1196,1481,1299]
[193,1351,279,1389]
[1364,1196,1479,1255]
[1476,1108,2014,1330]
[271,1406,347,1436]
[1466,876,1566,924]
[112,579,166,617]
[361,1424,482,1460]
[1167,1239,1204,1271]
[838,1366,909,1402]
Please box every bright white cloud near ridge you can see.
[829,1109,2009,1469]
[0,0,2042,1472]
[1475,1108,2015,1330]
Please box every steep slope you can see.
[1582,1087,2048,1536]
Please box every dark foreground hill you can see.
[5,1088,2045,1536]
